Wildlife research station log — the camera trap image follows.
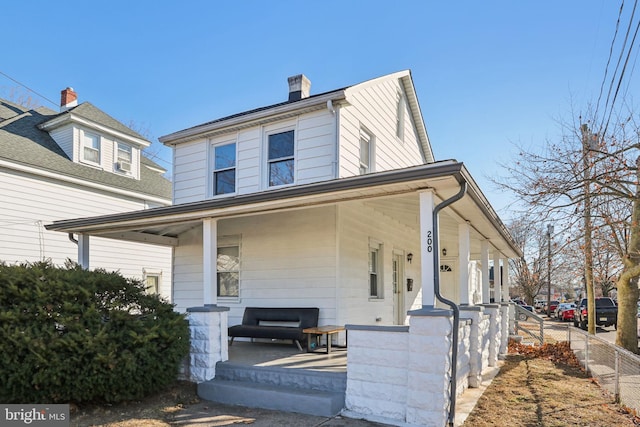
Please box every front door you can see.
[393,252,405,325]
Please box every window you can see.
[117,142,132,163]
[217,237,240,298]
[116,142,132,173]
[212,143,236,195]
[369,241,383,298]
[359,129,373,174]
[268,130,295,186]
[82,132,100,164]
[144,273,160,294]
[396,92,406,141]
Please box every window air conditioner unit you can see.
[117,161,131,172]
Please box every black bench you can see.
[228,307,319,351]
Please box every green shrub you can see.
[0,261,190,403]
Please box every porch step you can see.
[198,362,346,417]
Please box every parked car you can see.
[573,297,618,330]
[556,303,576,322]
[545,300,559,316]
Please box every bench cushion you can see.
[228,307,319,342]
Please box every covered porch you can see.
[46,161,521,426]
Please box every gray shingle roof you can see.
[0,99,171,200]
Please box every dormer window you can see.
[116,142,132,173]
[82,132,100,165]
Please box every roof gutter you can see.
[432,179,467,427]
[160,91,347,146]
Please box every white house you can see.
[0,89,173,299]
[46,71,522,426]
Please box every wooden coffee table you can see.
[302,325,346,354]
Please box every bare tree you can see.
[496,106,639,353]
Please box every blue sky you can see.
[2,1,632,216]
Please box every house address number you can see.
[425,230,433,252]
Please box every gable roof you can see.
[0,99,171,201]
[159,70,434,162]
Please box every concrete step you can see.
[198,378,345,417]
[214,362,346,393]
[197,362,347,417]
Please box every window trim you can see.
[266,126,296,188]
[81,130,101,166]
[115,141,133,174]
[368,238,383,299]
[142,269,162,295]
[359,128,374,175]
[210,140,237,197]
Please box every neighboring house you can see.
[0,88,173,299]
[46,71,519,324]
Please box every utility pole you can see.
[547,224,554,316]
[581,124,596,335]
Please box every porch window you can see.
[369,240,383,298]
[268,130,295,186]
[217,237,240,298]
[359,129,373,174]
[81,132,100,165]
[144,273,160,294]
[212,142,236,195]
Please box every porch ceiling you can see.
[45,161,521,258]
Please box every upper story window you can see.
[212,142,236,195]
[268,130,295,186]
[81,132,100,165]
[359,129,373,175]
[116,142,132,173]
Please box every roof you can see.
[0,99,171,200]
[159,70,434,162]
[46,161,522,259]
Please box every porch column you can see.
[493,252,502,303]
[458,221,471,305]
[78,233,90,269]
[502,256,510,301]
[480,240,490,304]
[418,190,436,308]
[203,218,218,306]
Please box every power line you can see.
[0,70,57,107]
[595,0,625,122]
[601,0,640,136]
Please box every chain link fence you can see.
[540,323,640,414]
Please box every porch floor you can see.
[227,341,347,372]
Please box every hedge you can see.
[0,261,190,403]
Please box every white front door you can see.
[393,252,405,325]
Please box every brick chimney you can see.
[60,87,78,111]
[287,74,311,102]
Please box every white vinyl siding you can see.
[336,201,421,326]
[48,125,74,160]
[338,78,423,177]
[0,166,173,301]
[171,110,337,203]
[173,140,208,204]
